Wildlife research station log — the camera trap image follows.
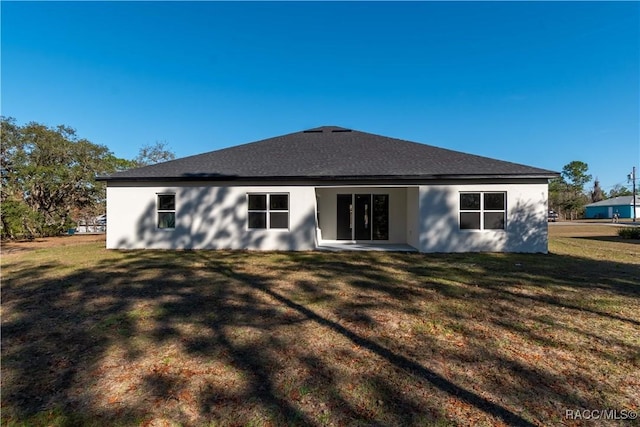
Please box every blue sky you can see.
[2,1,639,192]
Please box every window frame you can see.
[459,192,506,231]
[157,193,176,230]
[247,193,290,230]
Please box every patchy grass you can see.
[2,226,639,426]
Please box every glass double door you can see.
[336,194,389,240]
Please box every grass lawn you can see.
[2,226,639,426]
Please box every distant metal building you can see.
[585,196,639,219]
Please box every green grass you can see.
[1,228,639,426]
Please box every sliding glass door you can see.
[336,194,353,240]
[337,194,388,240]
[372,194,389,240]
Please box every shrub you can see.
[617,227,640,239]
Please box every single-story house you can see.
[97,126,558,253]
[585,196,639,219]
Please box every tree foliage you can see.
[549,161,592,220]
[0,117,128,239]
[590,179,605,203]
[609,184,633,198]
[561,161,592,193]
[133,141,176,167]
[1,117,178,239]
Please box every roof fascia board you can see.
[97,173,558,183]
[100,177,557,188]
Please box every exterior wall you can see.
[315,187,408,243]
[406,187,420,249]
[106,182,317,250]
[586,205,636,219]
[106,180,550,253]
[417,181,549,253]
[585,206,612,219]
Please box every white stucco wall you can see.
[417,181,549,253]
[105,180,549,252]
[315,187,408,243]
[406,187,420,249]
[106,182,317,250]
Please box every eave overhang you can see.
[96,172,559,183]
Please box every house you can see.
[585,196,639,219]
[97,126,558,253]
[74,214,107,233]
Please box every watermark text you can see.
[565,409,637,421]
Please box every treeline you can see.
[0,117,174,240]
[549,160,635,220]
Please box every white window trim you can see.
[459,192,507,232]
[247,193,290,231]
[156,193,176,230]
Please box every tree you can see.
[609,184,633,198]
[548,176,568,216]
[548,161,592,220]
[0,118,38,238]
[561,161,592,192]
[0,117,126,239]
[133,141,175,167]
[590,179,605,203]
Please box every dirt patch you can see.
[1,234,106,255]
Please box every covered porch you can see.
[314,186,420,251]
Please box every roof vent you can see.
[303,126,351,133]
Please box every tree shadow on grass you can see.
[2,246,639,425]
[574,236,640,244]
[227,264,536,426]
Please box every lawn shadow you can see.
[222,261,536,426]
[574,235,640,244]
[2,244,639,425]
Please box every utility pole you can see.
[629,167,637,222]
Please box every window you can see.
[247,193,289,229]
[483,193,506,230]
[157,194,175,229]
[459,192,505,230]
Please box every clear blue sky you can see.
[2,1,639,192]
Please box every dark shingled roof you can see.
[99,126,558,182]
